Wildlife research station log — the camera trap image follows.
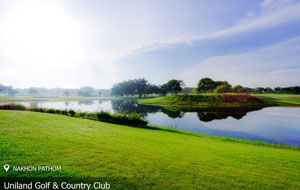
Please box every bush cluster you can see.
[0,104,148,127]
[220,93,262,103]
[0,103,26,110]
[166,94,221,102]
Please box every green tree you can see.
[214,84,232,93]
[244,87,253,93]
[265,87,274,93]
[0,83,6,93]
[111,79,148,97]
[197,78,216,93]
[135,78,148,98]
[146,84,160,96]
[159,84,168,96]
[28,88,39,96]
[182,87,194,94]
[255,87,264,94]
[165,79,184,95]
[6,86,18,96]
[78,86,94,97]
[232,85,247,93]
[64,90,70,96]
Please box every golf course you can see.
[1,110,300,189]
[2,0,300,189]
[138,94,300,108]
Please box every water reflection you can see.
[15,99,300,146]
[29,102,38,107]
[112,100,185,118]
[196,107,263,122]
[78,100,94,105]
[111,99,260,122]
[64,101,69,106]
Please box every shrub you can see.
[29,107,40,112]
[232,85,247,93]
[47,108,56,114]
[95,111,112,121]
[166,94,221,103]
[0,103,26,110]
[61,110,68,115]
[68,110,76,117]
[75,112,87,118]
[220,93,262,103]
[214,84,232,93]
[55,110,62,115]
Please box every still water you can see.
[19,100,300,146]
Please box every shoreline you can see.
[0,109,299,151]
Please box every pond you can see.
[18,99,300,146]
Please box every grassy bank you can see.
[138,93,300,107]
[254,94,300,106]
[1,110,300,189]
[0,103,148,127]
[0,96,118,102]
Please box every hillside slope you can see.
[0,110,300,189]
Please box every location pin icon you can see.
[4,164,10,172]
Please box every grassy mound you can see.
[139,94,264,107]
[0,103,148,127]
[1,110,300,189]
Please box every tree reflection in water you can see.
[78,100,94,105]
[196,107,263,122]
[111,100,262,122]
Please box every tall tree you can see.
[6,86,18,96]
[29,87,39,96]
[214,84,232,93]
[197,78,216,93]
[135,78,148,98]
[78,86,94,97]
[232,85,247,93]
[165,79,184,95]
[159,84,168,96]
[0,83,6,93]
[64,90,70,96]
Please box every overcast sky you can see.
[1,0,300,89]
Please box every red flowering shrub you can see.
[220,93,262,104]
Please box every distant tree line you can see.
[111,78,184,97]
[196,78,300,94]
[111,77,300,97]
[0,83,110,97]
[0,84,18,96]
[1,78,300,97]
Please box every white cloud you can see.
[180,37,300,87]
[132,0,300,52]
[1,0,300,88]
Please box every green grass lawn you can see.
[0,110,300,189]
[0,96,118,102]
[138,93,300,107]
[254,94,300,106]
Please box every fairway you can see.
[1,110,300,189]
[138,93,300,107]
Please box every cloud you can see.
[1,0,300,88]
[131,0,300,53]
[180,37,300,87]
